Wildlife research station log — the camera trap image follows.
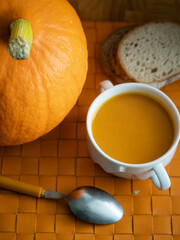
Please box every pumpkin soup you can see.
[92,93,174,164]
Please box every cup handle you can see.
[150,164,171,190]
[99,80,114,92]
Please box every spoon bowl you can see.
[66,186,123,224]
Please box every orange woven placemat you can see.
[0,21,180,240]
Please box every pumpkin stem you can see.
[8,19,33,60]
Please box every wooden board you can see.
[69,0,180,22]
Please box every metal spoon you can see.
[0,175,123,224]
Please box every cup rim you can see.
[86,82,180,168]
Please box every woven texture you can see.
[0,21,180,240]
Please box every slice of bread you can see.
[116,22,180,88]
[100,25,136,83]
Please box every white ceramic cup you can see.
[86,80,180,190]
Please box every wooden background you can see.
[69,0,180,22]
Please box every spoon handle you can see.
[0,175,45,198]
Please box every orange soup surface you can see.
[92,93,174,164]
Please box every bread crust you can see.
[116,22,180,87]
[110,26,136,76]
[100,25,137,83]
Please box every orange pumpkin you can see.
[0,0,88,145]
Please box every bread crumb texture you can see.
[118,22,180,83]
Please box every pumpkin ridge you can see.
[27,55,50,131]
[28,45,73,134]
[38,38,71,73]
